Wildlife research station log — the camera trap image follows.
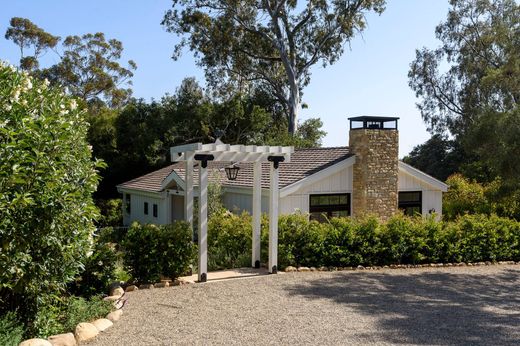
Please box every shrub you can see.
[443,174,491,219]
[68,237,119,297]
[0,62,100,323]
[208,210,252,270]
[380,214,428,265]
[96,199,123,227]
[29,295,111,338]
[0,312,24,346]
[123,222,195,283]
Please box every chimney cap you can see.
[348,116,399,130]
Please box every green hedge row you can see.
[274,213,520,268]
[206,211,520,269]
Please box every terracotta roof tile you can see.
[118,147,353,193]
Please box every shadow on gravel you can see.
[286,268,520,345]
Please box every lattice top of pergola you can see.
[170,142,294,163]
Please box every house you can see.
[117,116,448,226]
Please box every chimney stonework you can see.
[349,125,399,220]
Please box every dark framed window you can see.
[398,191,422,216]
[309,193,350,222]
[144,202,149,215]
[153,204,158,218]
[125,194,131,214]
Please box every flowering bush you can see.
[0,61,101,321]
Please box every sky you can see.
[0,0,451,157]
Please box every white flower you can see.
[12,89,20,102]
[43,79,50,88]
[70,99,77,110]
[0,119,9,128]
[5,104,12,111]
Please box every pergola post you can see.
[184,160,194,229]
[198,161,208,282]
[252,161,262,268]
[268,162,279,274]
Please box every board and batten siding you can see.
[398,170,443,217]
[280,166,353,214]
[122,191,168,225]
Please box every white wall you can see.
[122,191,167,225]
[280,166,353,214]
[398,170,443,217]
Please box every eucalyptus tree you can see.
[163,0,386,134]
[408,0,519,188]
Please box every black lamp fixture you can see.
[225,163,240,181]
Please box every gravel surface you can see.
[89,265,520,345]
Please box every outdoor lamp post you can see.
[225,164,240,180]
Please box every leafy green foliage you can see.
[96,199,123,227]
[443,174,492,219]
[209,212,520,270]
[163,0,386,133]
[0,312,24,346]
[0,62,100,321]
[68,239,119,298]
[208,211,253,270]
[122,222,196,283]
[29,295,111,338]
[408,0,520,202]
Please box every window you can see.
[125,194,131,214]
[153,204,158,218]
[309,194,350,222]
[398,191,422,216]
[144,202,149,215]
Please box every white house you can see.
[118,116,448,226]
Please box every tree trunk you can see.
[288,85,299,134]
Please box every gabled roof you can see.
[118,147,354,193]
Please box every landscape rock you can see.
[125,285,138,292]
[103,295,121,302]
[47,333,76,346]
[74,323,99,343]
[171,279,181,286]
[106,309,123,322]
[284,266,297,272]
[318,266,328,271]
[356,265,365,270]
[19,339,53,346]
[310,267,317,271]
[155,282,169,288]
[298,267,310,272]
[92,318,113,332]
[139,283,154,289]
[110,286,124,297]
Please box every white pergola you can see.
[170,142,294,282]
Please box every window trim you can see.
[398,191,423,216]
[309,193,351,221]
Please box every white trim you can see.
[161,170,186,191]
[398,161,448,192]
[117,187,164,199]
[280,156,356,198]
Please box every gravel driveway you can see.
[89,265,520,345]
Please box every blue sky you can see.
[0,0,450,157]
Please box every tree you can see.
[163,0,386,134]
[403,134,465,182]
[44,33,137,108]
[408,0,519,187]
[4,17,60,71]
[0,61,101,320]
[5,18,136,109]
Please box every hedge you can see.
[208,211,520,269]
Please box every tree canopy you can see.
[408,0,519,188]
[5,18,136,109]
[163,0,386,134]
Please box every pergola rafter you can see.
[170,142,294,282]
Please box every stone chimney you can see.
[348,116,399,220]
